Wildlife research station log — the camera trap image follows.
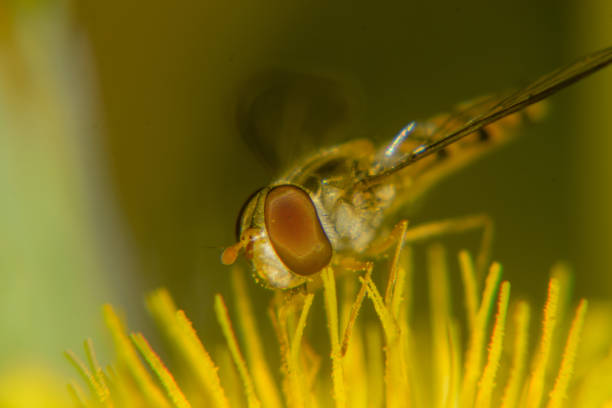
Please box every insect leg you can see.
[338,221,410,357]
[368,214,493,278]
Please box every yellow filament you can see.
[459,250,479,332]
[322,266,346,408]
[364,250,410,408]
[290,293,315,364]
[362,274,397,342]
[392,247,412,320]
[476,281,511,408]
[147,290,229,408]
[341,267,370,356]
[547,299,589,408]
[501,301,531,408]
[393,318,411,407]
[384,220,408,305]
[274,293,314,408]
[296,296,317,408]
[461,262,503,407]
[302,341,322,404]
[267,302,294,408]
[64,350,109,406]
[428,243,452,408]
[103,304,170,408]
[83,339,111,404]
[526,277,562,408]
[67,247,612,408]
[366,323,385,408]
[215,294,261,408]
[176,311,231,407]
[576,338,612,407]
[447,321,461,408]
[131,333,191,408]
[343,318,368,408]
[231,268,283,408]
[67,381,88,407]
[391,265,407,320]
[550,263,573,325]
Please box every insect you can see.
[222,46,612,290]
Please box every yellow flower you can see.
[67,247,612,408]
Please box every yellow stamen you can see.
[147,290,229,408]
[64,350,109,406]
[500,301,531,408]
[231,267,283,408]
[322,266,346,408]
[66,247,612,408]
[83,338,110,404]
[476,281,511,408]
[131,333,191,408]
[392,247,412,320]
[215,294,261,408]
[547,299,589,408]
[461,262,503,407]
[341,266,371,356]
[268,297,307,408]
[384,220,408,305]
[447,321,462,408]
[525,277,563,408]
[103,304,170,408]
[459,250,479,332]
[290,293,315,364]
[365,323,384,408]
[362,273,397,342]
[66,381,88,407]
[428,243,452,408]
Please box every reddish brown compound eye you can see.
[264,185,332,276]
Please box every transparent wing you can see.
[236,70,361,173]
[372,95,502,173]
[360,45,612,188]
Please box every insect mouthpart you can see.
[264,185,333,276]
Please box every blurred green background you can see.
[0,0,610,404]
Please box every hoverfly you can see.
[222,46,612,290]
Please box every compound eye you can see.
[264,185,332,276]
